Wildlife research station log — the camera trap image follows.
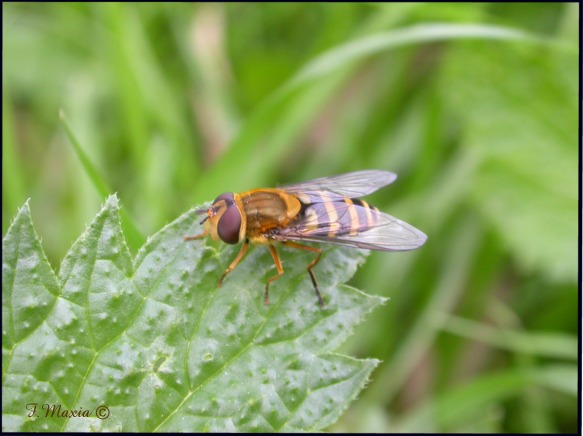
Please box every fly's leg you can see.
[185,232,249,289]
[184,231,207,241]
[266,244,285,305]
[282,241,324,307]
[217,240,249,287]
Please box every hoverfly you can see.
[185,170,427,306]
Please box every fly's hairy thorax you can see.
[240,189,302,239]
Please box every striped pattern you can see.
[294,195,381,238]
[320,193,340,237]
[351,199,380,229]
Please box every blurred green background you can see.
[3,3,578,433]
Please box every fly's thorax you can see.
[240,189,301,234]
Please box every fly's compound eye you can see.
[213,192,235,206]
[217,203,242,244]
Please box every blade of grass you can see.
[191,23,543,204]
[396,364,577,432]
[60,111,110,198]
[59,110,144,250]
[362,212,483,405]
[284,23,539,91]
[189,69,353,203]
[104,3,201,184]
[536,363,578,396]
[437,314,578,360]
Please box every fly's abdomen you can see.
[295,195,381,237]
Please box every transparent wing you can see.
[271,201,427,251]
[279,170,397,199]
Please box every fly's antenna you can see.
[195,208,211,225]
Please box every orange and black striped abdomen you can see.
[293,194,381,237]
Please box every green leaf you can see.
[2,196,384,432]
